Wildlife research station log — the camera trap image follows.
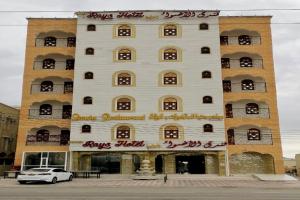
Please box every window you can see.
[163,72,177,85]
[67,37,76,47]
[66,59,75,70]
[202,71,211,79]
[163,97,177,111]
[221,58,230,68]
[39,104,52,115]
[241,79,255,90]
[44,37,56,47]
[164,126,179,139]
[116,125,131,139]
[203,124,213,132]
[64,82,73,93]
[117,98,131,111]
[227,129,235,145]
[240,57,253,67]
[163,48,177,60]
[246,103,259,114]
[201,47,210,54]
[84,72,94,79]
[87,24,96,31]
[85,48,94,55]
[247,128,261,140]
[83,96,93,104]
[199,23,209,30]
[42,59,55,69]
[118,49,131,60]
[238,35,251,45]
[225,104,233,118]
[163,24,177,36]
[220,36,228,45]
[118,73,131,86]
[203,96,213,104]
[82,125,91,133]
[223,80,232,92]
[36,129,50,142]
[118,25,131,36]
[40,81,53,92]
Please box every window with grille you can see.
[118,25,131,36]
[246,103,259,114]
[199,23,209,30]
[39,104,52,115]
[66,59,75,70]
[85,48,94,55]
[164,126,179,139]
[67,37,76,47]
[223,80,232,92]
[241,79,255,90]
[203,96,213,104]
[225,104,233,118]
[82,125,91,133]
[117,98,131,110]
[84,72,94,79]
[118,49,131,60]
[201,47,210,54]
[36,129,50,142]
[202,71,211,79]
[83,96,93,104]
[163,72,177,85]
[118,73,131,85]
[220,36,228,45]
[40,81,53,92]
[163,49,177,60]
[238,35,251,45]
[116,126,130,139]
[163,24,177,36]
[227,129,235,145]
[240,57,253,67]
[87,24,96,31]
[203,124,213,132]
[42,59,55,69]
[44,37,56,47]
[221,58,230,68]
[247,128,261,140]
[163,97,177,111]
[64,82,73,93]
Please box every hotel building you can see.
[14,10,284,175]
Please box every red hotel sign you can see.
[82,140,145,149]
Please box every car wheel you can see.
[68,175,73,181]
[51,177,57,184]
[18,181,26,184]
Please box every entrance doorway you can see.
[155,155,163,174]
[91,155,121,174]
[175,155,205,174]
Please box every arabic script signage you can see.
[163,140,226,149]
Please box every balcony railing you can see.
[222,59,263,69]
[26,135,69,145]
[228,133,273,145]
[33,61,74,70]
[220,36,261,45]
[226,108,270,119]
[31,84,73,94]
[35,38,76,48]
[223,82,266,93]
[28,109,72,119]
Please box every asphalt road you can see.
[0,186,300,200]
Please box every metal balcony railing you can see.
[28,109,72,119]
[223,82,266,93]
[226,108,270,119]
[26,135,69,145]
[220,36,261,45]
[221,59,263,69]
[31,84,73,94]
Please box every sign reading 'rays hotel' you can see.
[14,10,284,175]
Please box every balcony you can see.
[31,83,73,94]
[28,109,72,119]
[227,128,272,145]
[35,37,76,48]
[221,58,263,69]
[33,60,74,70]
[223,82,266,93]
[225,108,270,119]
[26,135,69,146]
[220,35,261,45]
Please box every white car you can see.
[17,168,73,184]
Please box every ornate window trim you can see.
[159,95,183,112]
[111,123,135,140]
[112,70,136,87]
[159,46,182,62]
[113,46,136,62]
[159,123,184,140]
[113,23,136,38]
[158,70,182,87]
[159,23,182,38]
[112,95,136,112]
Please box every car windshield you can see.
[26,169,51,172]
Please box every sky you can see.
[0,0,299,158]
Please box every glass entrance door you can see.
[91,155,121,174]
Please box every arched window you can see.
[84,72,94,79]
[42,59,55,69]
[117,98,131,111]
[83,96,93,104]
[39,104,52,115]
[246,103,259,114]
[203,96,213,104]
[118,73,131,86]
[203,124,213,132]
[163,24,177,36]
[240,57,253,67]
[201,47,210,54]
[247,128,261,140]
[85,48,94,55]
[44,36,56,47]
[66,59,75,70]
[36,129,50,142]
[40,81,53,92]
[163,72,177,85]
[163,48,177,60]
[241,79,255,90]
[67,37,76,47]
[199,23,209,30]
[164,125,179,139]
[163,97,178,111]
[116,125,131,139]
[238,35,251,45]
[82,125,91,133]
[118,49,132,60]
[202,71,211,79]
[118,25,131,37]
[87,24,96,31]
